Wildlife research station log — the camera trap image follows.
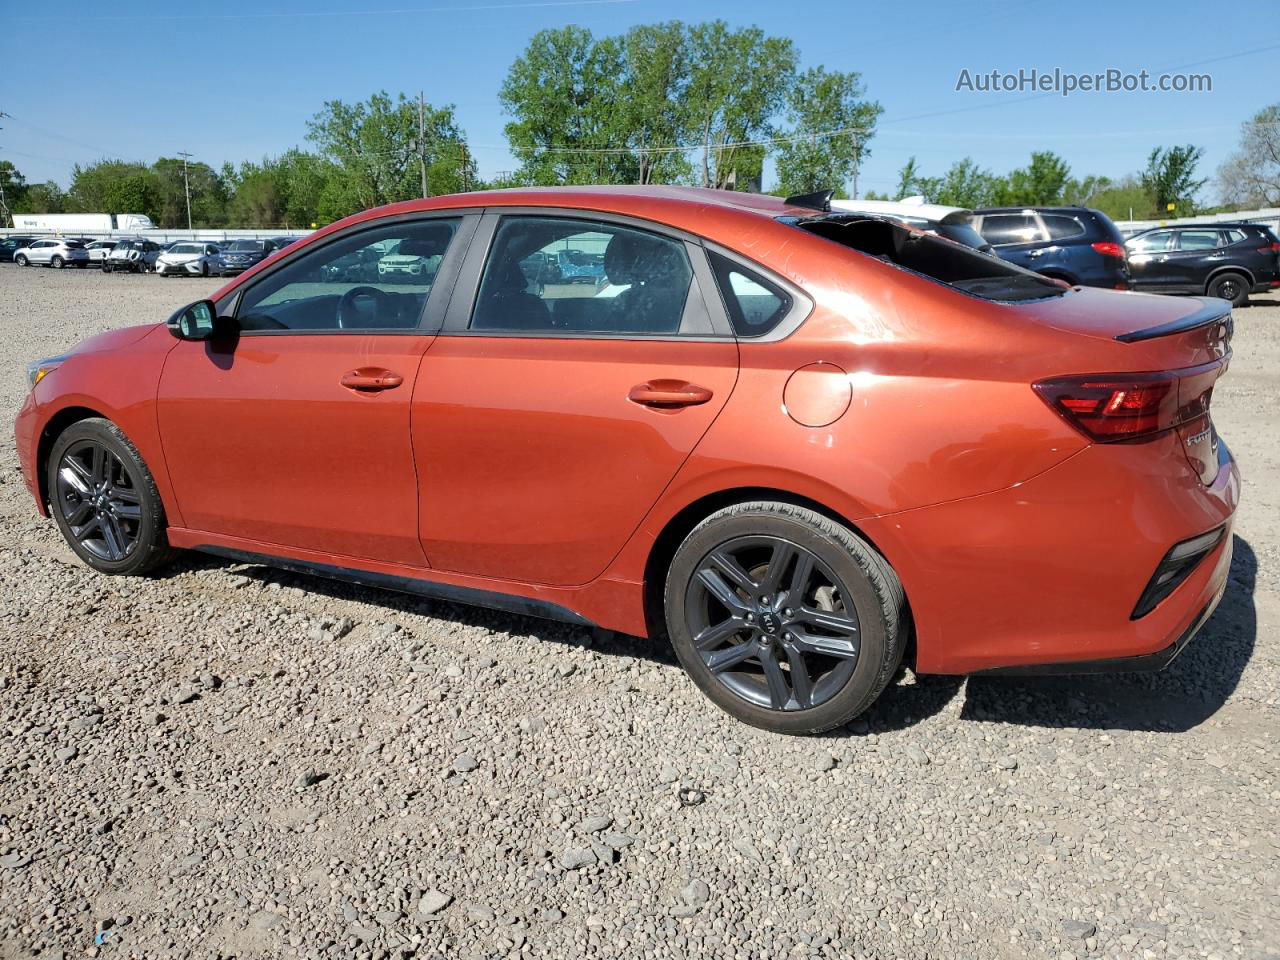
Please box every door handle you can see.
[341,367,404,391]
[627,379,713,408]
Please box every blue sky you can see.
[4,0,1278,202]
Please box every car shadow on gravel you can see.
[170,537,1256,736]
[863,535,1257,735]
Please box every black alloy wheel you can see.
[685,536,861,712]
[666,502,907,735]
[54,440,142,562]
[47,419,174,575]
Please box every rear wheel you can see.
[51,255,64,269]
[47,419,175,576]
[1208,272,1249,307]
[665,502,907,735]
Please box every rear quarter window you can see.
[1041,214,1087,241]
[707,252,793,337]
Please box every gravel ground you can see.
[0,266,1277,960]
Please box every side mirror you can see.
[167,300,235,341]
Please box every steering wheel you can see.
[336,285,393,330]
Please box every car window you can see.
[470,217,694,336]
[1128,231,1173,253]
[978,214,1045,245]
[707,251,792,337]
[1177,230,1223,251]
[236,218,459,333]
[1041,214,1087,241]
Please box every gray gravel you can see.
[1,266,1278,958]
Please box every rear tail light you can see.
[1257,242,1280,254]
[1091,241,1126,258]
[1033,365,1219,443]
[1131,526,1225,618]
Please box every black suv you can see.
[0,236,36,263]
[1125,222,1280,306]
[972,206,1130,289]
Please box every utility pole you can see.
[177,150,194,229]
[417,91,429,198]
[460,142,469,193]
[850,130,861,201]
[0,112,11,228]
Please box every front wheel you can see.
[15,254,28,267]
[47,419,175,576]
[665,502,907,735]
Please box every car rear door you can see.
[412,211,739,586]
[157,213,477,566]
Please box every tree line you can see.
[1,19,1277,228]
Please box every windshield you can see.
[227,240,266,252]
[787,215,1063,303]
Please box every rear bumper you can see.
[860,433,1240,675]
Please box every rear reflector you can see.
[1033,363,1221,443]
[1091,241,1126,258]
[1131,526,1225,618]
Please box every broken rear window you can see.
[788,215,1066,303]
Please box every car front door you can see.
[1125,230,1176,291]
[412,212,740,586]
[28,240,54,265]
[156,214,475,566]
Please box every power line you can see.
[13,0,637,22]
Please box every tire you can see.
[46,418,176,576]
[51,256,64,269]
[664,501,907,735]
[1208,272,1250,307]
[103,263,113,274]
[15,254,28,267]
[201,263,209,277]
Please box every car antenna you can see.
[784,189,833,212]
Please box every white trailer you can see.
[9,212,156,233]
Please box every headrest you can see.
[604,231,685,286]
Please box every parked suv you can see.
[0,236,36,263]
[103,239,162,273]
[1125,223,1280,306]
[84,240,118,267]
[972,206,1130,289]
[13,238,91,269]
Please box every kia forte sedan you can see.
[15,186,1239,734]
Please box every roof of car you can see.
[1133,222,1261,231]
[973,205,1100,215]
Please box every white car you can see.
[12,238,91,268]
[156,242,221,278]
[828,197,993,252]
[84,240,118,267]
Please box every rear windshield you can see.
[63,240,85,248]
[788,215,1065,302]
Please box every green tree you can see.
[994,151,1072,206]
[307,91,468,208]
[67,160,159,218]
[913,157,1000,208]
[1088,176,1156,221]
[15,181,65,214]
[773,66,881,197]
[500,26,631,185]
[685,21,796,189]
[1141,144,1206,214]
[151,156,228,228]
[620,22,692,184]
[0,160,26,224]
[1216,104,1280,208]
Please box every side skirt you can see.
[192,544,597,628]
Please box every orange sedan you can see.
[15,186,1239,734]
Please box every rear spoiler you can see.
[1115,297,1232,343]
[784,189,833,212]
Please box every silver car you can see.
[156,242,221,277]
[13,238,91,269]
[84,240,118,267]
